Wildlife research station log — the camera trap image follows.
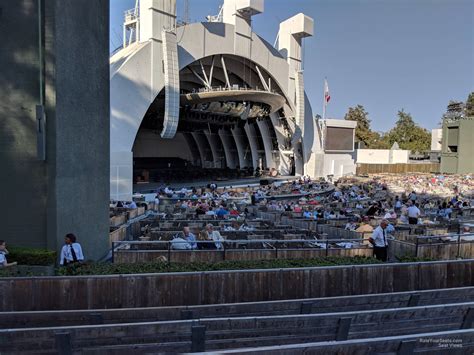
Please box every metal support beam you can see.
[209,56,215,87]
[255,65,270,92]
[189,67,210,89]
[221,55,231,89]
[199,60,210,87]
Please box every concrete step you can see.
[1,286,473,329]
[0,302,472,353]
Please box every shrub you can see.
[57,256,382,276]
[396,256,435,263]
[7,246,57,266]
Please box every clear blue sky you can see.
[110,0,473,132]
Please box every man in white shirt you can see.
[407,203,421,225]
[59,234,85,265]
[369,219,389,262]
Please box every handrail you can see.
[112,238,369,262]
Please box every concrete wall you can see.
[356,149,410,164]
[431,128,442,151]
[0,259,473,311]
[0,1,110,260]
[313,153,356,178]
[0,1,47,248]
[441,120,474,174]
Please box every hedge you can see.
[6,246,57,266]
[57,256,382,276]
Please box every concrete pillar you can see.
[139,0,176,42]
[44,0,110,260]
[203,131,221,168]
[256,119,276,169]
[231,126,248,168]
[191,132,212,168]
[244,122,259,170]
[218,129,237,169]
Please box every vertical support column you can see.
[231,126,248,168]
[256,119,276,169]
[203,131,220,168]
[191,132,211,168]
[218,129,237,169]
[222,0,264,58]
[244,122,259,170]
[270,113,291,175]
[45,0,110,260]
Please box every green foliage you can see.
[344,105,378,148]
[382,110,431,152]
[396,256,435,263]
[57,256,382,276]
[344,105,391,149]
[7,246,57,266]
[465,92,474,118]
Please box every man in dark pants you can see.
[369,219,389,262]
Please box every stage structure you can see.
[110,0,356,201]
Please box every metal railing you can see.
[112,238,370,263]
[124,8,138,23]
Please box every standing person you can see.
[407,203,421,225]
[369,220,389,262]
[0,240,17,268]
[59,233,85,266]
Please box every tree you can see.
[465,92,474,118]
[344,105,381,148]
[383,110,431,152]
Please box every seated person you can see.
[197,230,217,249]
[216,206,230,218]
[205,224,225,249]
[355,216,374,242]
[0,240,17,268]
[126,200,137,209]
[229,207,240,216]
[171,236,192,250]
[345,218,359,231]
[181,226,197,249]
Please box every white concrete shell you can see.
[110,0,355,201]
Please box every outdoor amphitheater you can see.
[2,173,474,353]
[1,0,473,354]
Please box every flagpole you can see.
[322,78,326,120]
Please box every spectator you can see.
[0,240,17,268]
[356,216,374,242]
[182,226,197,249]
[216,206,230,218]
[205,224,225,249]
[407,203,421,225]
[59,233,84,266]
[369,219,390,262]
[171,236,192,250]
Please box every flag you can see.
[324,78,330,104]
